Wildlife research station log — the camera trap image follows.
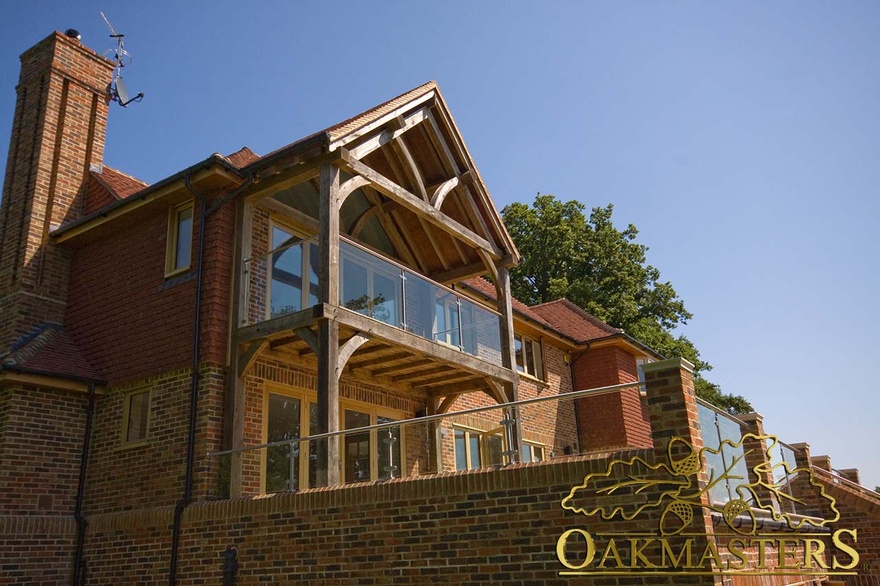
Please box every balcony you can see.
[238,234,510,391]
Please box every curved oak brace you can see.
[429,176,459,210]
[337,332,371,376]
[238,339,268,377]
[339,175,370,204]
[437,393,462,414]
[392,136,428,201]
[485,379,510,404]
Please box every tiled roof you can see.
[224,146,261,168]
[461,278,559,332]
[93,165,149,198]
[327,81,437,142]
[529,299,622,344]
[460,278,625,346]
[1,324,104,384]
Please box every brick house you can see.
[1,31,877,585]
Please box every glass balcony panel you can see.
[266,393,301,493]
[340,242,402,327]
[249,235,502,365]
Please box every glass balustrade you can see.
[245,236,502,365]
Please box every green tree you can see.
[502,194,752,414]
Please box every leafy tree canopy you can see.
[501,194,752,414]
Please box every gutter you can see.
[52,153,244,242]
[168,169,253,586]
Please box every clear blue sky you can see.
[2,2,877,490]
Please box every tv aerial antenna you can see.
[100,11,144,107]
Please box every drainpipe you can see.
[168,171,252,586]
[73,382,96,586]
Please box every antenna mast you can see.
[101,11,144,108]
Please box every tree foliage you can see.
[502,194,752,414]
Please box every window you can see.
[514,334,544,380]
[453,427,505,470]
[433,292,461,347]
[166,202,193,275]
[342,409,401,484]
[123,390,150,443]
[522,443,545,463]
[269,222,318,318]
[264,387,404,492]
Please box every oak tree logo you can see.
[560,434,840,536]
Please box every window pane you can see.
[372,272,400,326]
[485,434,503,466]
[523,444,533,463]
[266,394,301,492]
[308,243,319,306]
[270,227,304,317]
[469,435,482,469]
[126,391,149,442]
[525,339,536,376]
[174,207,193,270]
[533,446,544,462]
[377,416,401,479]
[514,337,525,372]
[344,409,371,483]
[454,429,468,471]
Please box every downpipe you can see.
[168,172,251,586]
[72,382,96,585]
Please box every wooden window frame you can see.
[165,201,194,277]
[121,388,151,445]
[262,384,406,492]
[514,333,545,381]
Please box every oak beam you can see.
[349,351,413,371]
[432,261,489,285]
[334,308,516,384]
[339,150,502,259]
[370,358,433,377]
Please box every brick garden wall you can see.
[78,454,725,586]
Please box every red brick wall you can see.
[0,385,88,515]
[0,32,113,350]
[84,365,227,513]
[572,345,651,451]
[65,212,197,383]
[65,196,234,384]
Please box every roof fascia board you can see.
[587,334,664,360]
[54,159,243,244]
[0,371,105,392]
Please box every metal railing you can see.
[209,380,645,496]
[243,236,503,365]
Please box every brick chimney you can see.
[0,31,114,351]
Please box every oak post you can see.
[317,163,341,486]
